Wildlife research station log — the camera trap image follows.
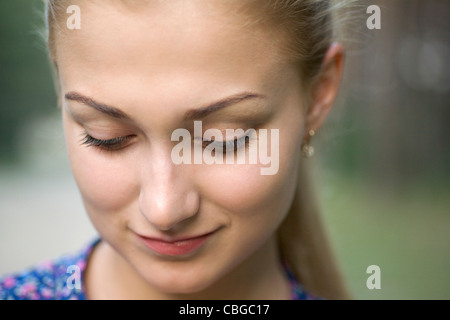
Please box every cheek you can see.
[63,114,138,213]
[198,129,301,226]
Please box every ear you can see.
[303,43,344,140]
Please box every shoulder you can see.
[0,238,100,300]
[290,281,324,300]
[283,261,324,300]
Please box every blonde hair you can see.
[45,0,351,299]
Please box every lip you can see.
[136,231,217,257]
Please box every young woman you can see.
[1,0,349,300]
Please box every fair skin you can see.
[56,0,343,299]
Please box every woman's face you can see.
[58,0,307,295]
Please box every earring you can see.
[301,129,315,158]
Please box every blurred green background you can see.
[0,0,449,299]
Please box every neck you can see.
[85,236,291,300]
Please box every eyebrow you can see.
[65,91,129,119]
[184,92,266,120]
[64,91,266,120]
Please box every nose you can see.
[138,147,200,231]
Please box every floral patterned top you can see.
[0,238,319,300]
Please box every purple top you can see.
[0,238,319,300]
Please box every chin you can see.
[154,277,215,296]
[143,267,218,296]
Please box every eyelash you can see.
[201,132,254,154]
[81,131,255,153]
[80,133,134,151]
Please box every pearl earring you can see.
[301,129,315,158]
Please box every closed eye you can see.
[201,130,256,153]
[80,133,135,151]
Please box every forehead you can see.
[56,0,290,111]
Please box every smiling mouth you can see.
[136,231,217,257]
